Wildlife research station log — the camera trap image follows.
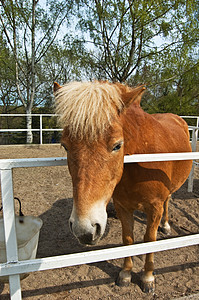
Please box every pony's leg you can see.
[115,206,134,286]
[142,205,163,293]
[161,195,171,235]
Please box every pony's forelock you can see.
[55,81,124,141]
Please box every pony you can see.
[54,81,192,292]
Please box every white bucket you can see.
[0,215,43,282]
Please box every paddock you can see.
[0,145,199,300]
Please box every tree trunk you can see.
[26,109,33,144]
[25,0,36,145]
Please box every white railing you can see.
[0,114,199,145]
[0,113,198,191]
[0,152,199,299]
[187,126,199,192]
[0,114,62,145]
[181,116,199,141]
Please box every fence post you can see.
[40,115,43,145]
[0,169,22,299]
[196,117,199,142]
[188,128,197,192]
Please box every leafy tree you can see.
[143,57,199,115]
[72,0,199,116]
[0,35,17,112]
[75,0,199,84]
[0,0,74,143]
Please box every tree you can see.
[75,0,199,83]
[141,50,199,116]
[0,0,74,143]
[0,33,19,126]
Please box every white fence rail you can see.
[182,116,199,141]
[0,114,199,145]
[0,113,199,191]
[0,152,199,299]
[0,114,62,145]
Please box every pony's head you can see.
[54,81,145,245]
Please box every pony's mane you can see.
[55,81,125,141]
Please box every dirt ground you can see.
[0,144,198,300]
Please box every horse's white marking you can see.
[69,198,108,240]
[162,221,171,234]
[141,273,154,283]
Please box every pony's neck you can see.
[122,105,151,155]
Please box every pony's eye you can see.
[112,141,123,152]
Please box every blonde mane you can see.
[55,81,124,141]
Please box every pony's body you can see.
[119,105,191,199]
[54,81,192,292]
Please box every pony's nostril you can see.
[93,223,101,241]
[96,223,101,236]
[69,220,73,232]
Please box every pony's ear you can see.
[53,82,62,93]
[122,85,146,108]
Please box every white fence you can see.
[1,113,198,191]
[0,114,199,145]
[182,115,199,141]
[0,152,199,299]
[0,114,62,145]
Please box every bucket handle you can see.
[0,197,24,223]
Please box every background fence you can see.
[0,114,199,145]
[0,152,199,299]
[0,114,62,145]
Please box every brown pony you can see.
[54,81,192,292]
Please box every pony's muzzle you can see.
[69,201,108,245]
[79,223,101,245]
[69,219,102,245]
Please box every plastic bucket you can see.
[0,215,43,282]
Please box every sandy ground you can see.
[0,144,198,300]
